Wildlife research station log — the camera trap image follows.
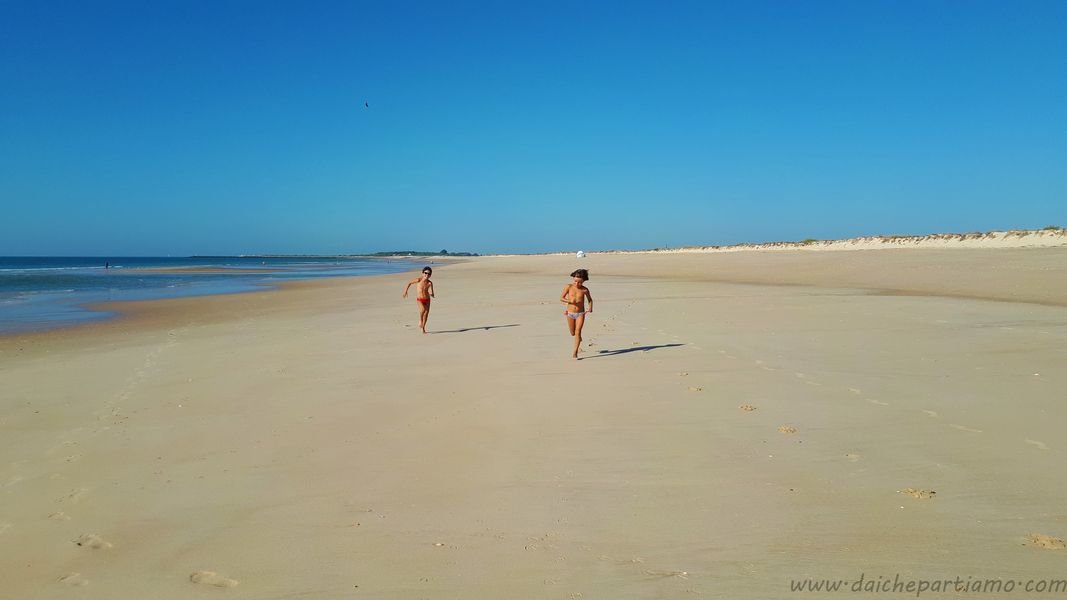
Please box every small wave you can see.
[0,266,108,273]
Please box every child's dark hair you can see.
[422,266,433,276]
[570,269,589,281]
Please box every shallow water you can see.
[0,256,423,334]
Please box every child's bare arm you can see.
[559,285,571,304]
[429,281,435,297]
[402,278,418,297]
[585,288,593,312]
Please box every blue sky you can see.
[1,1,1064,255]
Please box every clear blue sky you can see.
[2,1,1064,255]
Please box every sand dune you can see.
[579,227,1067,254]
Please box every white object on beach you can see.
[576,251,586,259]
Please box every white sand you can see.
[2,246,1066,598]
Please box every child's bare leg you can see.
[566,314,576,336]
[418,305,428,333]
[572,315,585,358]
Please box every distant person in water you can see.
[402,267,435,333]
[560,269,593,358]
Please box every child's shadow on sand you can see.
[581,343,685,360]
[431,324,521,334]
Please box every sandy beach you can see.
[2,247,1066,599]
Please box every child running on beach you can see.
[560,269,593,358]
[402,267,435,333]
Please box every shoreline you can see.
[0,258,465,341]
[4,244,1062,365]
[0,273,407,359]
[4,246,1065,356]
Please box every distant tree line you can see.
[369,250,479,257]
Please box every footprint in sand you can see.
[58,488,89,504]
[848,388,862,395]
[678,372,688,377]
[190,571,239,588]
[867,399,889,406]
[59,573,89,586]
[45,440,78,457]
[845,453,862,462]
[74,534,112,549]
[1027,534,1065,550]
[949,424,983,433]
[794,373,806,379]
[738,404,757,412]
[688,386,703,392]
[1025,439,1049,450]
[778,425,798,434]
[0,522,12,535]
[899,488,936,499]
[645,569,689,580]
[49,511,70,521]
[921,410,939,418]
[803,380,822,387]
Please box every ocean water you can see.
[0,256,425,334]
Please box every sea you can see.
[0,256,425,335]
